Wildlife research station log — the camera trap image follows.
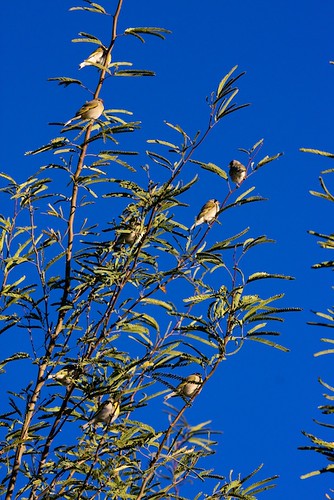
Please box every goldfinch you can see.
[164,373,203,400]
[190,199,220,230]
[47,364,80,386]
[64,98,104,127]
[229,160,247,186]
[82,399,120,429]
[79,46,111,70]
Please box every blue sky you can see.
[1,0,334,498]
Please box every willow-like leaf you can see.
[300,148,334,158]
[243,236,275,252]
[146,150,172,168]
[183,293,214,305]
[0,353,30,368]
[249,138,264,153]
[255,152,283,169]
[247,336,289,352]
[48,77,83,87]
[246,271,294,282]
[312,260,334,269]
[70,3,107,14]
[72,33,102,44]
[114,69,155,77]
[140,298,175,312]
[196,252,225,266]
[25,137,70,156]
[189,159,228,180]
[216,65,239,98]
[147,139,179,150]
[124,27,172,41]
[185,333,218,349]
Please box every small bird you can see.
[79,46,111,70]
[63,98,104,127]
[82,399,120,429]
[114,224,143,250]
[229,160,247,186]
[47,364,80,386]
[190,199,220,230]
[164,373,203,401]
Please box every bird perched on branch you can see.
[82,399,120,429]
[114,224,144,250]
[164,373,203,401]
[79,46,111,70]
[190,199,220,230]
[63,98,104,127]
[47,364,81,386]
[229,160,247,186]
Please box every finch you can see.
[63,98,104,127]
[114,224,143,250]
[82,399,120,429]
[47,364,81,386]
[164,373,203,400]
[229,160,247,186]
[79,46,111,70]
[190,199,220,230]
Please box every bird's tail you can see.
[164,392,175,401]
[63,118,73,127]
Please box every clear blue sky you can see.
[1,0,334,498]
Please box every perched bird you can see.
[82,399,120,429]
[63,98,104,127]
[79,46,111,70]
[114,224,143,250]
[229,160,247,186]
[164,373,203,401]
[47,364,80,386]
[190,199,220,230]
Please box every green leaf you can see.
[217,65,239,97]
[189,160,228,179]
[69,3,107,14]
[235,186,256,202]
[247,336,289,352]
[141,298,175,312]
[25,137,69,156]
[185,333,218,348]
[0,353,30,368]
[48,77,83,87]
[184,293,213,305]
[216,88,239,119]
[147,139,179,149]
[300,148,334,158]
[243,236,275,252]
[114,70,155,77]
[247,272,294,283]
[314,349,334,357]
[256,152,283,168]
[124,27,172,41]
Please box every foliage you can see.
[299,147,334,499]
[0,1,298,498]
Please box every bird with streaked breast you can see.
[63,98,104,127]
[47,364,82,386]
[229,160,247,186]
[190,199,220,231]
[82,398,120,429]
[164,373,203,400]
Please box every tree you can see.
[0,1,299,498]
[299,145,334,499]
